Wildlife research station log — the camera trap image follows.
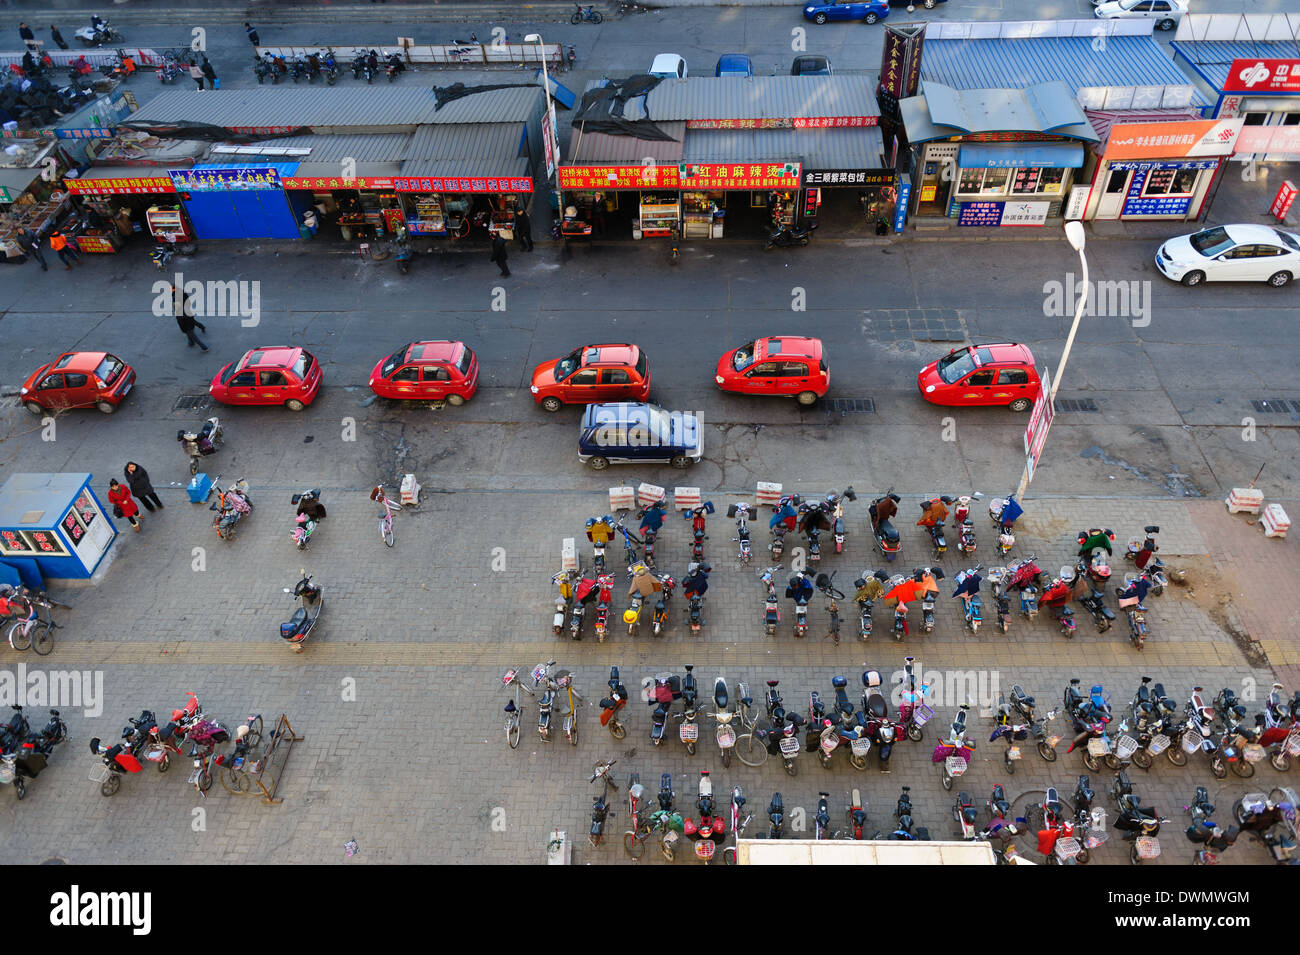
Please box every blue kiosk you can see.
[0,473,117,587]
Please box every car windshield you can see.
[1189,227,1235,257]
[1273,229,1300,252]
[94,356,124,386]
[555,349,582,380]
[457,346,474,374]
[732,342,757,371]
[937,350,977,384]
[381,345,411,378]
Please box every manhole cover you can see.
[1251,399,1297,413]
[172,394,213,413]
[829,398,875,414]
[1055,398,1099,413]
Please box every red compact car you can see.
[714,337,828,405]
[530,344,650,412]
[917,343,1040,412]
[19,351,136,415]
[209,346,322,411]
[370,341,479,405]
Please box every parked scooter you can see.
[987,567,1012,634]
[1116,574,1152,650]
[1233,787,1298,864]
[638,499,667,569]
[588,759,617,847]
[279,572,323,652]
[290,489,326,550]
[935,703,975,791]
[988,493,1023,555]
[676,666,701,755]
[913,566,943,633]
[897,657,935,742]
[761,792,785,839]
[1111,770,1170,864]
[88,735,143,796]
[0,706,67,800]
[786,569,814,638]
[768,493,799,559]
[684,502,713,561]
[532,660,558,742]
[651,573,675,636]
[846,788,869,839]
[209,478,253,542]
[598,666,628,740]
[1077,527,1116,584]
[568,572,598,640]
[760,567,781,637]
[990,694,1029,774]
[764,222,814,251]
[853,570,885,640]
[1072,560,1116,632]
[592,573,615,642]
[952,564,984,633]
[177,417,222,475]
[727,502,753,565]
[712,676,736,767]
[648,672,682,747]
[875,785,930,841]
[1038,568,1077,637]
[953,492,982,554]
[683,770,727,862]
[917,495,952,558]
[1125,525,1168,595]
[869,490,902,561]
[826,487,856,553]
[385,52,405,81]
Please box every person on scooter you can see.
[638,500,666,538]
[295,491,326,522]
[853,573,886,605]
[366,49,379,75]
[386,51,404,74]
[1117,576,1151,608]
[785,570,813,605]
[769,498,797,533]
[682,561,710,599]
[952,567,982,608]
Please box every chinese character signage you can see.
[281,177,397,191]
[1270,180,1297,222]
[55,128,115,140]
[958,201,1004,227]
[1223,59,1300,94]
[64,176,177,196]
[804,170,894,187]
[679,162,800,190]
[559,165,678,190]
[879,23,925,100]
[169,168,283,192]
[999,201,1050,227]
[685,116,876,131]
[1108,160,1218,172]
[1120,168,1193,216]
[893,173,911,233]
[72,235,118,253]
[1107,120,1243,160]
[391,177,532,193]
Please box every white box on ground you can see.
[608,485,635,511]
[561,537,577,572]
[1226,487,1265,514]
[674,487,701,510]
[756,481,783,506]
[400,473,421,506]
[637,482,666,507]
[1261,503,1290,539]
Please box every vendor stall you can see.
[0,473,116,582]
[63,168,186,250]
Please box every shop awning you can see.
[0,166,43,202]
[63,167,178,196]
[958,142,1084,169]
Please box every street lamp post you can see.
[525,33,561,221]
[1015,221,1089,501]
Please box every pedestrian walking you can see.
[19,22,37,51]
[189,61,205,90]
[123,462,164,512]
[50,25,67,50]
[490,232,510,277]
[172,284,208,350]
[17,228,47,271]
[107,479,142,532]
[245,22,260,47]
[49,230,80,269]
[201,56,217,89]
[515,205,534,252]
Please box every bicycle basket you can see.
[1114,735,1139,760]
[1087,737,1111,756]
[945,755,968,776]
[143,746,168,763]
[679,723,698,742]
[716,725,736,748]
[1181,730,1203,754]
[1134,836,1161,859]
[89,764,111,783]
[850,737,872,756]
[695,840,715,860]
[914,704,934,726]
[1006,744,1022,761]
[820,735,839,755]
[1243,743,1266,763]
[1083,830,1110,849]
[1147,734,1170,756]
[779,736,801,758]
[502,668,518,686]
[1054,837,1081,860]
[1287,733,1300,756]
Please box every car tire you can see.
[446,394,465,406]
[864,12,879,23]
[23,401,45,416]
[796,391,819,406]
[814,12,827,23]
[588,456,610,471]
[669,454,692,469]
[1156,18,1174,30]
[1267,271,1292,288]
[924,0,937,7]
[541,396,563,412]
[95,400,117,414]
[285,399,306,412]
[1008,397,1032,413]
[1181,270,1205,287]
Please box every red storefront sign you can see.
[391,176,532,193]
[559,164,680,190]
[685,116,876,130]
[64,176,176,195]
[1270,180,1298,221]
[282,177,396,190]
[679,162,800,191]
[1222,59,1300,94]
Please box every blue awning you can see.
[958,142,1083,170]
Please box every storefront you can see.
[560,124,686,238]
[62,168,188,251]
[1080,118,1242,220]
[170,163,301,240]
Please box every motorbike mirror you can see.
[282,588,292,594]
[843,488,856,501]
[932,568,946,580]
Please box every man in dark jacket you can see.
[18,228,46,271]
[515,205,534,251]
[172,284,208,350]
[124,462,163,512]
[19,23,37,50]
[490,233,510,276]
[201,56,217,89]
[245,22,260,46]
[50,25,67,50]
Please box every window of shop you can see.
[1285,114,1300,126]
[1141,167,1198,197]
[1243,112,1268,126]
[682,191,725,239]
[958,166,1065,197]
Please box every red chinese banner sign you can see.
[1222,59,1300,94]
[282,176,397,191]
[559,165,680,190]
[391,176,532,193]
[679,162,800,191]
[64,176,176,195]
[686,116,876,130]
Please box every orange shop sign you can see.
[559,165,680,190]
[679,162,800,190]
[1107,120,1243,160]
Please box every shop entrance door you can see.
[1096,167,1130,220]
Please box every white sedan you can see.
[1155,224,1300,287]
[1094,0,1187,31]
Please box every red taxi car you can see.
[209,346,322,411]
[370,341,479,405]
[530,344,650,412]
[715,336,828,405]
[917,343,1040,412]
[20,351,136,415]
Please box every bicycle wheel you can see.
[723,845,736,865]
[220,764,248,794]
[100,774,120,797]
[244,716,263,750]
[623,830,645,860]
[32,624,54,656]
[382,518,394,548]
[507,716,521,749]
[8,621,31,652]
[197,767,214,793]
[736,733,769,767]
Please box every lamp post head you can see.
[525,33,542,43]
[1064,220,1086,252]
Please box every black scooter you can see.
[764,222,815,251]
[279,572,323,652]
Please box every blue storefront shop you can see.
[169,163,303,240]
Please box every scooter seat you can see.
[279,607,308,637]
[878,519,898,543]
[867,696,887,719]
[714,685,728,709]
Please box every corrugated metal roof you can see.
[127,87,543,131]
[683,127,885,169]
[922,35,1203,99]
[291,161,403,179]
[407,122,526,161]
[398,157,531,179]
[234,133,413,162]
[193,161,302,175]
[570,122,685,162]
[1172,40,1300,90]
[1084,107,1204,150]
[900,84,1099,144]
[631,76,880,122]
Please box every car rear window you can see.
[293,352,314,380]
[1274,229,1300,252]
[94,356,124,386]
[382,345,411,377]
[457,347,474,374]
[635,350,648,379]
[1189,227,1233,256]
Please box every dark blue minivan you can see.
[578,402,702,470]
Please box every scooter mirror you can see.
[282,588,292,594]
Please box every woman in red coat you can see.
[107,479,141,532]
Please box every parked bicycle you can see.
[372,485,402,547]
[732,681,769,768]
[502,666,536,749]
[3,588,64,655]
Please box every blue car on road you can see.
[803,0,891,24]
[578,402,702,470]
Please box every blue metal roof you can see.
[1171,40,1300,92]
[921,35,1205,104]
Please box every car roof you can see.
[581,402,671,428]
[792,55,831,74]
[651,54,684,70]
[406,341,463,363]
[53,351,109,372]
[757,336,821,360]
[716,54,752,74]
[238,346,302,370]
[580,344,638,366]
[1220,223,1297,245]
[973,343,1034,365]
